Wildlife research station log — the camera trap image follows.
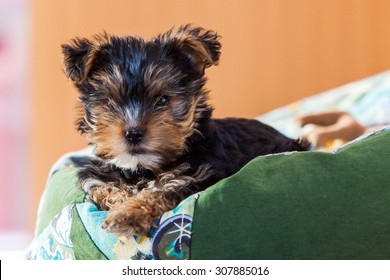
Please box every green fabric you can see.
[70,207,108,260]
[191,130,390,259]
[35,167,85,235]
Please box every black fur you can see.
[183,117,308,190]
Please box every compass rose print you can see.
[152,214,192,260]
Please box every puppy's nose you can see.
[125,129,143,144]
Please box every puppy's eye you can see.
[155,95,169,107]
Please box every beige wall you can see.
[29,0,390,230]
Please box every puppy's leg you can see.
[79,161,140,211]
[89,185,133,211]
[102,188,181,235]
[84,177,149,211]
[103,164,210,236]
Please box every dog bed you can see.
[27,71,390,260]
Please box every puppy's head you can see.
[62,25,221,172]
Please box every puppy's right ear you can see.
[61,38,95,85]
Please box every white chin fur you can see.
[108,153,162,171]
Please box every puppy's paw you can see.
[102,198,155,236]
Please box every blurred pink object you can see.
[0,0,29,236]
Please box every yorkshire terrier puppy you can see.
[62,25,308,236]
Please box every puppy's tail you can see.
[273,136,311,154]
[294,138,312,151]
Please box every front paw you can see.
[102,199,155,236]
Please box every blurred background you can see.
[1,0,390,250]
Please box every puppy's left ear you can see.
[157,25,222,74]
[61,37,97,85]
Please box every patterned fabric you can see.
[27,205,75,260]
[151,194,199,260]
[74,194,199,260]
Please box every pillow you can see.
[27,128,390,259]
[191,128,390,259]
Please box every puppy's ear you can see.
[157,25,222,75]
[61,37,98,85]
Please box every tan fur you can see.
[89,185,134,211]
[102,189,176,235]
[91,106,128,159]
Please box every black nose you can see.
[125,129,143,144]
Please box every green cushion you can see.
[190,129,390,259]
